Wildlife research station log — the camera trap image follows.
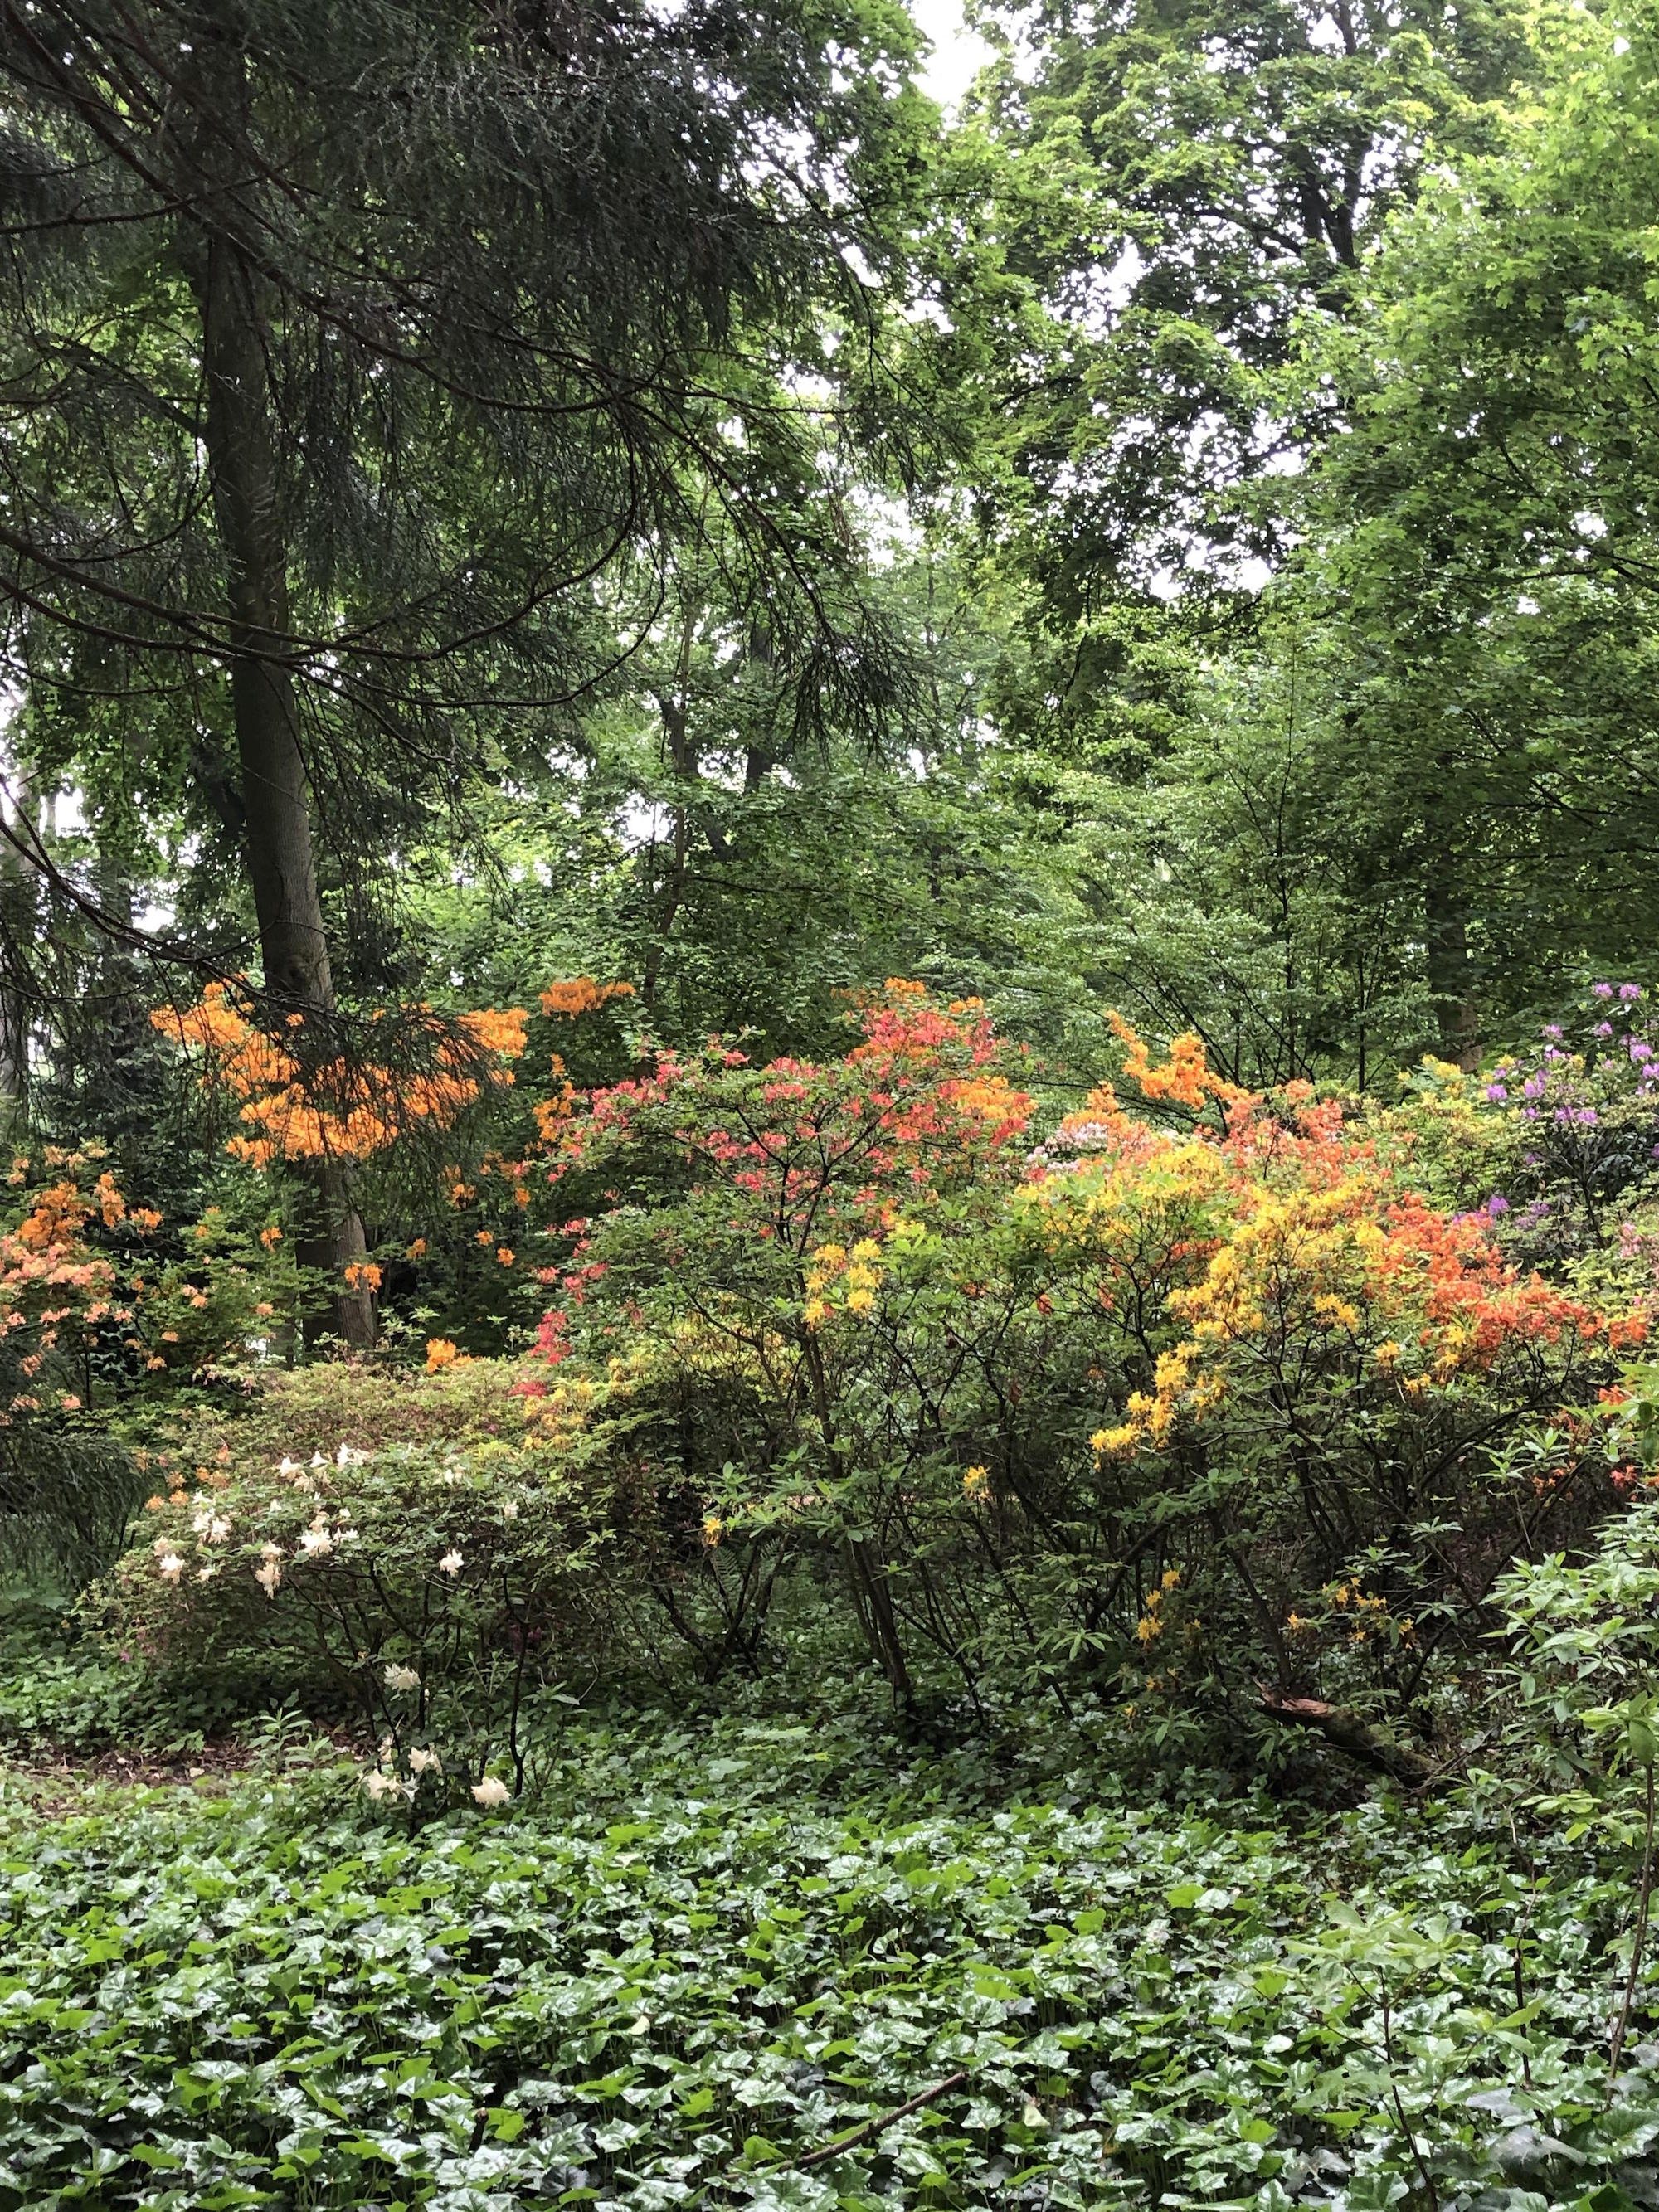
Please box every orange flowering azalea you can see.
[154,984,526,1166]
[540,978,635,1019]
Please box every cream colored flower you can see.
[438,1548,463,1578]
[471,1775,510,1807]
[297,1526,333,1558]
[278,1456,303,1476]
[255,1541,284,1598]
[157,1551,184,1581]
[383,1663,421,1693]
[502,1498,520,1520]
[408,1746,441,1776]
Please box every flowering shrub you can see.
[98,985,1643,1770]
[102,1358,640,1799]
[154,984,528,1169]
[529,983,1040,1698]
[1403,983,1659,1271]
[0,1142,156,1403]
[151,977,638,1351]
[1029,1076,1613,1736]
[0,1143,232,1570]
[511,987,1621,1751]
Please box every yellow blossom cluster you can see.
[803,1237,884,1329]
[1134,1568,1181,1645]
[519,1370,597,1448]
[1086,1158,1597,1462]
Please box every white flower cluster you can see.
[362,1734,444,1801]
[276,1442,368,1490]
[153,1490,238,1586]
[1029,1119,1119,1169]
[247,1504,361,1596]
[189,1496,234,1546]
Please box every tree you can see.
[954,0,1532,608]
[1277,0,1659,1054]
[0,0,929,1334]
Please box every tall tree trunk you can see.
[190,71,372,1347]
[1424,872,1480,1072]
[0,761,36,1129]
[643,603,698,1009]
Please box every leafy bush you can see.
[521,987,1623,1755]
[100,1359,643,1796]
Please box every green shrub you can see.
[101,1358,644,1795]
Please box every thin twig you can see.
[791,2070,970,2171]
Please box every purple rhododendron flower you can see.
[1623,984,1643,1000]
[1596,1021,1614,1037]
[1543,1023,1564,1039]
[1485,1082,1507,1101]
[1594,982,1615,997]
[1523,1074,1546,1098]
[1486,1193,1510,1216]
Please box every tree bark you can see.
[643,607,697,1010]
[1258,1685,1441,1789]
[844,1534,915,1704]
[1424,871,1480,1072]
[188,60,372,1347]
[0,761,36,1128]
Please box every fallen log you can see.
[1257,1685,1441,1790]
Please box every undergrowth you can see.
[1,1688,1656,2212]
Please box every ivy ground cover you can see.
[2,1701,1657,2212]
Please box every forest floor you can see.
[0,1681,1653,2210]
